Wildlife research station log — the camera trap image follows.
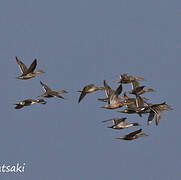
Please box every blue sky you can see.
[0,0,180,179]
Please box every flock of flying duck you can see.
[14,58,173,140]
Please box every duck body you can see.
[14,98,46,109]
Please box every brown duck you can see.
[16,56,44,80]
[102,117,139,129]
[128,81,154,96]
[101,80,128,109]
[39,81,67,99]
[14,98,46,109]
[116,129,148,140]
[118,95,146,117]
[114,74,144,84]
[78,84,104,103]
[143,102,173,126]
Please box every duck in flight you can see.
[77,84,105,103]
[142,102,173,126]
[102,117,139,129]
[14,98,46,109]
[15,56,45,80]
[116,129,148,140]
[101,80,127,109]
[128,81,154,96]
[38,81,68,99]
[114,74,144,84]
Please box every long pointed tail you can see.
[133,122,139,126]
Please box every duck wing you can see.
[147,111,155,125]
[126,129,142,137]
[103,80,115,104]
[40,81,52,92]
[78,85,91,103]
[116,117,127,124]
[27,59,37,73]
[131,80,140,90]
[154,108,162,126]
[103,80,114,98]
[150,106,162,126]
[135,95,144,109]
[16,56,28,74]
[114,83,122,97]
[49,91,65,99]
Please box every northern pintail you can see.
[116,129,148,140]
[118,95,146,116]
[102,117,139,129]
[78,84,104,103]
[128,81,154,96]
[114,74,144,84]
[101,80,128,109]
[39,81,68,99]
[16,56,45,79]
[14,98,46,109]
[121,92,148,108]
[142,102,173,126]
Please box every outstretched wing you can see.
[114,83,122,97]
[116,117,127,124]
[27,59,37,73]
[78,86,89,103]
[154,108,162,126]
[131,80,140,90]
[103,80,114,98]
[150,106,162,126]
[40,81,52,92]
[147,111,155,125]
[16,56,28,74]
[135,95,144,108]
[49,91,65,99]
[126,129,142,137]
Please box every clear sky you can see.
[0,0,180,179]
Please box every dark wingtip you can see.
[33,59,37,64]
[133,123,139,126]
